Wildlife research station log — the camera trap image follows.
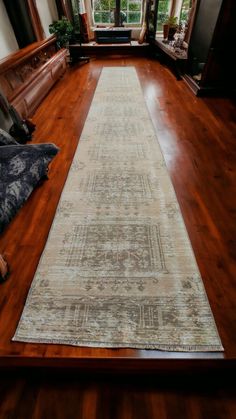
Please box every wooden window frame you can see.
[26,0,45,41]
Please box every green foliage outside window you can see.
[156,0,170,31]
[156,0,191,33]
[129,3,140,11]
[93,0,141,24]
[127,12,141,23]
[180,0,191,24]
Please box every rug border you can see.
[12,66,224,352]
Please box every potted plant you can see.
[163,16,178,41]
[49,17,74,49]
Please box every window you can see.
[156,0,171,32]
[93,0,115,24]
[93,0,142,25]
[180,0,191,25]
[3,0,46,49]
[156,0,192,33]
[121,0,142,25]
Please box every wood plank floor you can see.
[0,369,236,419]
[0,56,236,372]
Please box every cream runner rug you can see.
[13,67,223,351]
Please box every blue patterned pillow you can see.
[0,143,59,233]
[0,128,18,146]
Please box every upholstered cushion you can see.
[0,128,18,146]
[0,143,59,233]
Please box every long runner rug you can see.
[13,67,223,351]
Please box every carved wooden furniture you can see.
[0,36,67,118]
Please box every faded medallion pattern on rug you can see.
[13,67,223,351]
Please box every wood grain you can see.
[0,370,236,418]
[0,36,67,118]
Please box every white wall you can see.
[36,0,59,37]
[0,0,19,60]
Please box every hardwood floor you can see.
[0,369,236,419]
[0,56,236,375]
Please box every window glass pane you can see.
[94,1,101,11]
[156,0,171,31]
[121,0,141,24]
[94,12,102,22]
[101,0,110,8]
[127,12,141,23]
[93,0,141,24]
[129,2,140,11]
[102,11,111,22]
[93,0,113,23]
[180,0,191,25]
[94,12,112,23]
[121,0,128,8]
[156,0,192,34]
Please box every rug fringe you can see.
[12,336,224,352]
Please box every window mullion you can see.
[115,0,121,26]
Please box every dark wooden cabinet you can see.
[183,0,236,95]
